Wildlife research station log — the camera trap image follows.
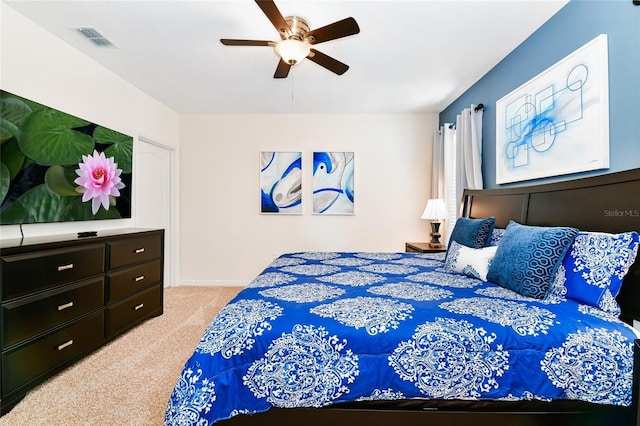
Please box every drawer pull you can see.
[58,340,74,351]
[58,301,74,311]
[135,275,145,282]
[57,263,74,271]
[134,303,144,311]
[134,248,145,254]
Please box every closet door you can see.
[135,136,175,287]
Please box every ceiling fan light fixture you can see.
[275,39,311,65]
[220,2,359,78]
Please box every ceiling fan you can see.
[220,0,360,78]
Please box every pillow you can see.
[547,264,569,301]
[447,216,496,249]
[444,240,498,281]
[489,228,506,246]
[558,231,639,314]
[486,221,579,299]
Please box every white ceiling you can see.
[5,0,569,114]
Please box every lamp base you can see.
[429,221,444,248]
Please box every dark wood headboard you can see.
[461,168,640,325]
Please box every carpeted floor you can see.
[0,285,241,426]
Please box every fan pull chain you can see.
[290,72,295,111]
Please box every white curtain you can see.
[442,124,457,241]
[432,104,484,242]
[431,128,445,199]
[457,105,484,190]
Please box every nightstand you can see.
[405,242,447,253]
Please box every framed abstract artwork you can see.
[495,34,609,184]
[313,151,354,215]
[260,151,302,214]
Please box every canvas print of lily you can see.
[260,151,302,214]
[313,151,354,214]
[75,150,125,215]
[0,90,133,225]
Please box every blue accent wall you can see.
[439,0,640,188]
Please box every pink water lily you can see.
[75,150,125,214]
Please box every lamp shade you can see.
[275,39,311,65]
[421,198,447,220]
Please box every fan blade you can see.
[308,48,349,75]
[274,59,291,78]
[220,39,272,46]
[305,17,360,45]
[255,0,291,39]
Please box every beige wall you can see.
[179,113,437,285]
[0,3,180,240]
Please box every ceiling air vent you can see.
[73,27,117,47]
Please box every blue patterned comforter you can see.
[164,252,639,425]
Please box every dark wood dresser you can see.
[0,228,164,414]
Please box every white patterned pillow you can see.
[554,231,639,314]
[444,240,498,281]
[489,228,506,246]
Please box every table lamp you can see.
[421,198,447,248]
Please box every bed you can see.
[164,168,640,426]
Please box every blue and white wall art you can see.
[260,151,302,214]
[313,151,354,215]
[496,34,609,184]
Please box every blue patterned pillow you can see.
[558,231,639,314]
[489,228,506,246]
[447,217,495,249]
[486,221,579,299]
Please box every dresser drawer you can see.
[2,310,104,396]
[109,233,162,270]
[2,278,104,348]
[1,244,105,301]
[107,259,162,303]
[106,284,162,338]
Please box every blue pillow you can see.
[486,221,579,299]
[559,231,639,314]
[448,217,495,249]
